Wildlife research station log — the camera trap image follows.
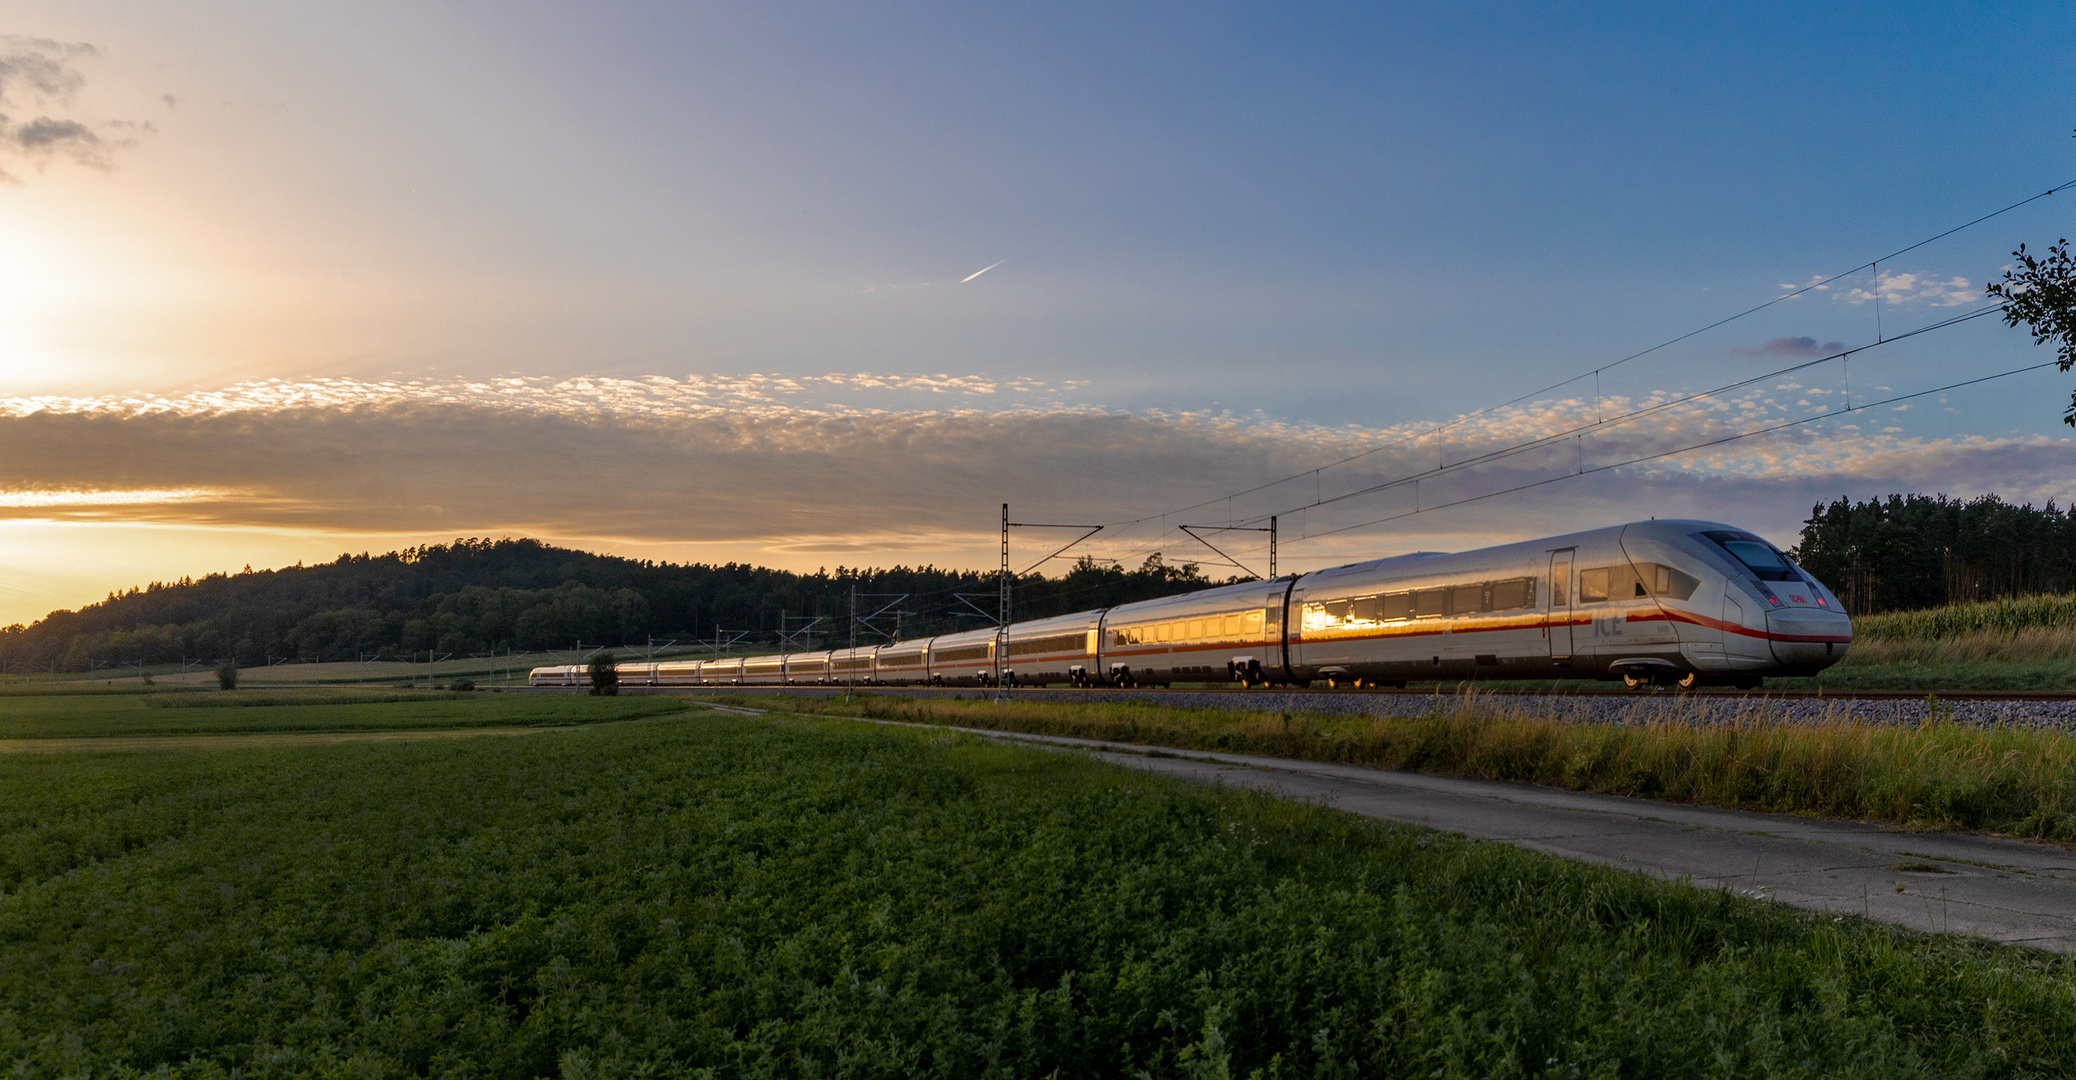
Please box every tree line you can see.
[1792,493,2076,614]
[0,537,1240,673]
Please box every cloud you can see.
[1740,336,1848,359]
[0,35,143,182]
[1845,269,1979,308]
[1,373,2072,573]
[0,36,94,99]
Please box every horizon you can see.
[4,3,2075,626]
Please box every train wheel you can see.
[1622,672,1648,690]
[1672,671,1700,690]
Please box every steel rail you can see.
[589,684,2076,704]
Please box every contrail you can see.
[960,260,1004,283]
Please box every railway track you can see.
[609,683,2075,703]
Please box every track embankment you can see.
[618,683,2076,726]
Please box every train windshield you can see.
[1700,531,1800,582]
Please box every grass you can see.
[741,692,2076,840]
[1771,656,2076,693]
[3,713,2075,1077]
[141,690,470,708]
[1770,596,2076,692]
[0,690,688,739]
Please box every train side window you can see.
[1156,623,1171,642]
[1412,588,1449,617]
[1383,593,1412,621]
[1323,599,1352,624]
[1579,568,1611,603]
[1490,578,1530,610]
[1223,613,1241,636]
[1638,562,1701,600]
[1242,610,1264,634]
[1451,584,1483,614]
[1350,596,1384,623]
[1187,620,1204,640]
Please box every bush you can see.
[587,651,619,696]
[448,678,476,692]
[214,661,238,691]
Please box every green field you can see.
[2,707,2073,1078]
[0,689,686,739]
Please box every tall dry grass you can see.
[744,692,2076,840]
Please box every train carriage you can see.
[870,641,929,685]
[618,662,661,687]
[926,626,999,686]
[653,659,703,686]
[528,664,583,687]
[999,612,1102,686]
[827,645,879,685]
[741,655,786,686]
[701,656,744,685]
[784,651,831,685]
[1099,579,1277,687]
[1288,547,1549,686]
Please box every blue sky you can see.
[1,1,2073,621]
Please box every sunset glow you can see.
[1,4,2072,629]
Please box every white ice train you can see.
[530,519,1851,692]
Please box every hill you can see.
[0,538,1238,673]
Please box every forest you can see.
[0,538,1236,672]
[1790,493,2076,614]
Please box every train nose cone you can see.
[1766,608,1852,669]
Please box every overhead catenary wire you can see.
[1089,178,2074,544]
[1089,301,2012,571]
[1300,359,2063,541]
[1230,301,2010,527]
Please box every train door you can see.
[1547,549,1575,661]
[1259,587,1281,680]
[1283,586,1305,673]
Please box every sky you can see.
[1,1,2074,626]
